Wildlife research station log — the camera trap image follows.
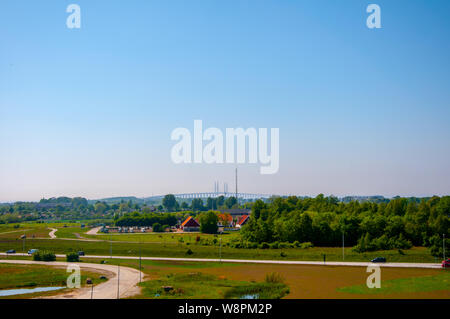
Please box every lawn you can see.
[84,231,241,244]
[0,236,438,263]
[337,271,450,295]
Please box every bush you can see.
[259,242,269,249]
[353,233,413,253]
[186,248,193,255]
[293,241,300,248]
[280,251,287,257]
[279,242,290,249]
[265,272,284,284]
[300,242,314,249]
[66,252,79,262]
[269,242,279,249]
[33,250,56,262]
[152,222,163,232]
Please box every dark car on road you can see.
[442,259,450,268]
[6,249,16,254]
[371,257,386,263]
[78,251,85,256]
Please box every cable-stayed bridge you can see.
[146,192,275,200]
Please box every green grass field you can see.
[0,237,437,263]
[0,222,440,263]
[337,271,450,295]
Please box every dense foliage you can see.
[241,195,449,254]
[198,211,219,234]
[115,212,178,227]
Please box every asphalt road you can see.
[0,259,143,299]
[0,253,441,269]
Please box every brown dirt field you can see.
[201,264,448,299]
[84,259,450,299]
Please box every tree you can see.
[162,194,177,212]
[199,211,218,234]
[94,202,107,214]
[191,198,205,212]
[224,197,237,209]
[152,222,163,232]
[206,197,217,210]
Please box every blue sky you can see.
[1,0,449,201]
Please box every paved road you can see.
[0,259,143,299]
[0,253,441,269]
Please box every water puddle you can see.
[0,286,65,297]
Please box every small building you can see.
[180,216,200,232]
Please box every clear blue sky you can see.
[1,1,449,201]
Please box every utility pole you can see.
[342,231,345,261]
[139,237,142,283]
[117,263,120,299]
[219,237,222,263]
[110,233,112,259]
[235,168,238,206]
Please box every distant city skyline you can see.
[1,1,450,202]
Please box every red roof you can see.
[181,216,200,228]
[237,215,249,226]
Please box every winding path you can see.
[48,228,57,239]
[0,259,143,299]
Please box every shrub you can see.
[300,242,314,249]
[280,251,287,257]
[269,242,279,249]
[293,241,300,248]
[279,242,290,249]
[152,222,163,232]
[265,272,284,284]
[259,242,269,249]
[33,250,56,262]
[186,248,193,255]
[66,252,80,262]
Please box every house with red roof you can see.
[180,216,200,232]
[236,215,249,228]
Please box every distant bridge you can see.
[146,193,275,200]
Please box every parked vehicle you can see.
[27,249,38,255]
[442,259,450,268]
[6,249,16,254]
[78,251,85,256]
[371,257,386,263]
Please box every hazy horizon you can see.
[1,1,450,202]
